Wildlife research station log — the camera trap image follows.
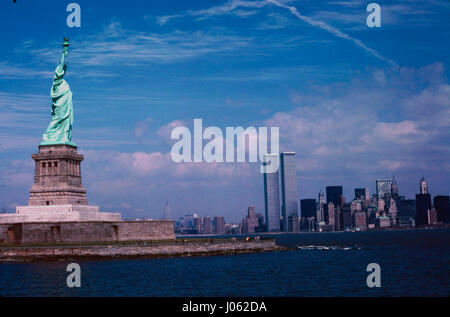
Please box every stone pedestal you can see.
[29,144,88,206]
[0,143,122,224]
[0,205,121,224]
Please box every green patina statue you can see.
[41,38,76,146]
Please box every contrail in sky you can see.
[266,0,398,67]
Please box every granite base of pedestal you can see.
[0,220,176,245]
[0,205,121,224]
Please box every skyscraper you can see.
[416,194,432,227]
[326,186,343,207]
[354,188,366,200]
[376,178,394,200]
[354,187,370,201]
[164,201,170,220]
[301,199,317,219]
[214,216,225,234]
[194,217,203,234]
[428,209,438,225]
[392,177,399,196]
[328,202,335,229]
[434,195,450,223]
[378,198,385,213]
[263,154,281,232]
[397,199,416,227]
[287,213,300,232]
[420,177,428,194]
[342,208,352,230]
[255,213,265,230]
[280,152,298,232]
[365,188,370,201]
[317,191,325,223]
[416,178,431,227]
[335,205,343,231]
[242,205,259,234]
[203,216,212,234]
[388,197,398,226]
[184,213,198,231]
[353,212,367,230]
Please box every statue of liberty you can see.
[41,38,75,146]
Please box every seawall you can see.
[0,220,175,245]
[0,240,287,262]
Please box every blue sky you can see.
[0,0,449,221]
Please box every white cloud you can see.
[157,120,186,140]
[0,62,51,79]
[134,117,153,138]
[372,121,425,144]
[155,0,398,66]
[267,0,398,66]
[29,23,254,68]
[263,64,450,187]
[156,0,271,25]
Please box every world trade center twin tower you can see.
[264,152,298,232]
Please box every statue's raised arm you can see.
[60,38,70,65]
[41,38,75,146]
[54,38,70,82]
[60,46,68,68]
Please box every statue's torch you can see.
[60,38,69,66]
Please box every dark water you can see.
[0,229,449,296]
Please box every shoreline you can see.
[176,225,450,237]
[0,240,288,263]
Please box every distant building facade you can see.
[328,202,335,229]
[388,197,398,226]
[203,216,212,234]
[416,193,432,227]
[428,209,438,225]
[164,201,170,220]
[288,213,300,232]
[353,212,367,230]
[193,217,203,234]
[326,186,343,207]
[300,199,317,219]
[242,205,260,234]
[214,216,225,234]
[434,195,450,223]
[263,154,281,232]
[420,177,428,194]
[316,191,325,223]
[397,199,416,227]
[378,216,391,228]
[354,188,366,200]
[280,152,298,232]
[376,178,394,200]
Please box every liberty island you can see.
[0,38,174,244]
[0,39,283,262]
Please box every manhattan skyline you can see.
[0,0,449,222]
